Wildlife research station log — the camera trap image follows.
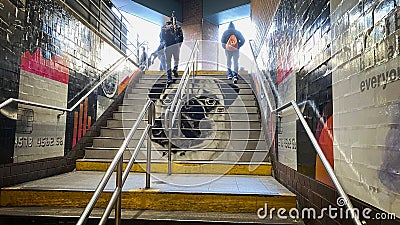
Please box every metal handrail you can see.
[273,101,363,225]
[1,0,144,113]
[164,41,199,175]
[168,41,199,117]
[248,40,363,225]
[77,99,155,225]
[0,51,135,114]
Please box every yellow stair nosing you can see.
[75,161,272,176]
[0,189,296,213]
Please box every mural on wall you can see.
[256,0,334,185]
[0,0,139,163]
[14,0,71,161]
[331,0,399,216]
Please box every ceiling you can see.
[112,0,250,26]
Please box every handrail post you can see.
[146,102,154,188]
[178,104,182,135]
[168,110,173,175]
[115,158,122,225]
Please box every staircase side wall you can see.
[0,0,140,187]
[252,0,400,223]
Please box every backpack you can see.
[226,34,238,51]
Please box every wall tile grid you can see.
[0,0,24,164]
[182,0,203,42]
[331,0,400,219]
[250,0,280,57]
[276,162,400,225]
[0,0,138,187]
[252,0,400,223]
[182,0,220,70]
[255,0,333,178]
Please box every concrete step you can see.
[126,93,256,100]
[106,119,148,128]
[121,99,257,107]
[138,78,252,85]
[129,87,254,95]
[76,159,272,176]
[121,98,150,105]
[121,98,256,106]
[118,104,259,113]
[0,172,296,214]
[100,127,262,138]
[84,146,269,160]
[85,146,268,153]
[84,147,162,160]
[106,118,261,128]
[144,70,250,76]
[125,93,150,99]
[84,149,268,163]
[92,137,266,148]
[0,207,304,225]
[140,75,250,79]
[133,82,252,89]
[112,111,260,120]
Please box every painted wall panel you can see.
[0,0,139,163]
[252,0,333,181]
[14,70,67,162]
[331,0,400,216]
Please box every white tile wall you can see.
[14,71,67,163]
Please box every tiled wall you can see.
[0,0,138,185]
[252,0,400,223]
[182,0,203,41]
[182,0,219,70]
[201,19,219,70]
[0,0,23,164]
[331,0,400,218]
[254,0,333,179]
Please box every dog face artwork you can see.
[148,76,245,161]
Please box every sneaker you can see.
[167,78,174,84]
[233,76,238,84]
[173,67,179,77]
[227,74,233,79]
[173,70,179,77]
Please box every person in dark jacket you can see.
[160,14,184,84]
[221,22,245,83]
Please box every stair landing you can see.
[1,171,295,213]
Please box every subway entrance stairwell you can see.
[3,0,399,224]
[0,40,300,225]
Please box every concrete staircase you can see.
[83,71,269,165]
[0,71,301,225]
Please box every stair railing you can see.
[164,41,199,175]
[248,40,363,225]
[76,99,155,225]
[0,50,136,115]
[1,0,144,114]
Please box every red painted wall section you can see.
[20,48,69,84]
